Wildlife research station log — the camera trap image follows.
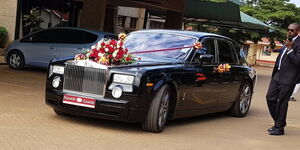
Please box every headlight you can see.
[112,86,123,99]
[52,76,61,88]
[52,65,65,74]
[113,74,134,84]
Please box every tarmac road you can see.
[0,65,299,150]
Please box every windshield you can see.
[124,32,197,59]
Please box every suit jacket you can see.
[272,37,300,85]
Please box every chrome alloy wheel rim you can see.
[158,91,169,128]
[239,85,251,114]
[10,54,21,68]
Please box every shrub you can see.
[0,26,8,48]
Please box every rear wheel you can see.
[230,82,252,117]
[8,51,25,70]
[142,85,171,133]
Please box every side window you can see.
[26,31,50,43]
[218,40,236,64]
[83,32,98,43]
[103,35,118,41]
[60,30,98,44]
[202,39,216,62]
[22,29,62,43]
[60,29,82,44]
[192,38,215,63]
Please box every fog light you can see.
[52,76,61,88]
[112,86,123,99]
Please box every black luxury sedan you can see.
[46,30,256,133]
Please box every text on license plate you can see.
[63,94,96,108]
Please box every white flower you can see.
[113,50,118,57]
[91,45,96,50]
[96,41,101,50]
[105,48,109,52]
[98,53,104,57]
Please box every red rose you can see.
[138,57,141,60]
[110,40,117,45]
[101,42,106,47]
[108,54,113,59]
[90,52,98,58]
[126,57,132,61]
[108,46,114,53]
[116,54,123,59]
[118,50,124,56]
[125,48,128,54]
[99,48,105,54]
[119,42,124,47]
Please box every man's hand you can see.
[285,40,293,50]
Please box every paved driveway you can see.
[0,65,299,150]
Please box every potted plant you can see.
[0,26,8,48]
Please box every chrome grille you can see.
[63,64,107,98]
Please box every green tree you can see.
[23,8,44,34]
[241,0,300,47]
[0,26,8,48]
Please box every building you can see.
[245,38,283,67]
[0,0,185,41]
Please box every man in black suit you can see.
[266,23,300,136]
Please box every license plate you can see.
[63,94,96,108]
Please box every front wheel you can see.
[230,82,252,117]
[8,51,25,70]
[142,85,171,133]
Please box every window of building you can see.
[21,0,82,36]
[262,45,271,56]
[130,17,138,29]
[117,16,126,28]
[149,21,164,29]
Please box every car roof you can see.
[131,29,233,41]
[30,27,115,36]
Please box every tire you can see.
[53,109,67,116]
[230,82,253,117]
[8,51,25,70]
[142,84,171,133]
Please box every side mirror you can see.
[199,54,214,63]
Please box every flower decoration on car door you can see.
[215,63,231,73]
[193,42,203,49]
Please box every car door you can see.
[216,39,241,106]
[25,29,60,68]
[187,38,221,110]
[55,29,99,58]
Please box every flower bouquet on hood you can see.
[75,33,136,65]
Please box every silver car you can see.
[5,27,116,69]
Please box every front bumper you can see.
[46,89,147,123]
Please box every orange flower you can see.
[118,33,127,41]
[194,42,203,49]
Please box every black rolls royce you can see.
[46,30,256,133]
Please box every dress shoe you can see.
[290,97,296,101]
[269,128,284,136]
[267,126,276,132]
